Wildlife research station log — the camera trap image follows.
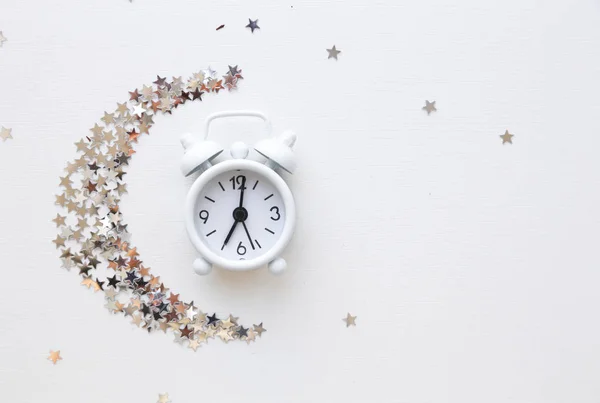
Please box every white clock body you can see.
[185,159,296,272]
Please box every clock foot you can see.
[268,258,287,275]
[192,257,213,275]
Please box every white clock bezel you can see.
[185,159,296,271]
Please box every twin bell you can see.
[179,110,297,177]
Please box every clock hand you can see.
[241,221,255,250]
[226,176,247,250]
[238,176,246,208]
[222,220,239,249]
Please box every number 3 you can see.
[270,206,280,221]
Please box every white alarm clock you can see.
[180,111,297,276]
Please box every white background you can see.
[1,0,600,402]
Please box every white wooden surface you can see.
[1,0,600,402]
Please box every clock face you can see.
[192,169,286,261]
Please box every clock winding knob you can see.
[230,141,249,159]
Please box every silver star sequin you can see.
[0,126,12,141]
[326,45,341,60]
[422,100,437,115]
[246,19,260,33]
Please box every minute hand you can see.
[242,221,255,250]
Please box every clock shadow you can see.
[210,264,276,288]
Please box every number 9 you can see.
[199,210,209,224]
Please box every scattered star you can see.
[203,66,217,79]
[128,89,140,101]
[253,323,266,337]
[343,313,357,327]
[52,214,66,227]
[157,393,170,403]
[0,32,6,47]
[220,317,235,329]
[0,126,12,141]
[500,130,514,144]
[217,328,234,342]
[180,326,193,339]
[48,350,62,365]
[153,75,167,87]
[228,65,240,76]
[188,338,201,351]
[167,293,181,305]
[236,326,249,338]
[246,19,260,33]
[207,313,219,326]
[245,329,257,344]
[422,100,437,115]
[326,45,341,60]
[52,235,66,248]
[132,103,146,117]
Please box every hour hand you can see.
[238,176,246,208]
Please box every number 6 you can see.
[237,241,247,255]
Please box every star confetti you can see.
[157,393,171,403]
[54,67,263,351]
[343,313,357,327]
[48,350,62,365]
[0,126,12,141]
[253,322,266,336]
[0,32,6,47]
[422,100,437,115]
[326,45,341,60]
[246,19,260,33]
[500,130,514,144]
